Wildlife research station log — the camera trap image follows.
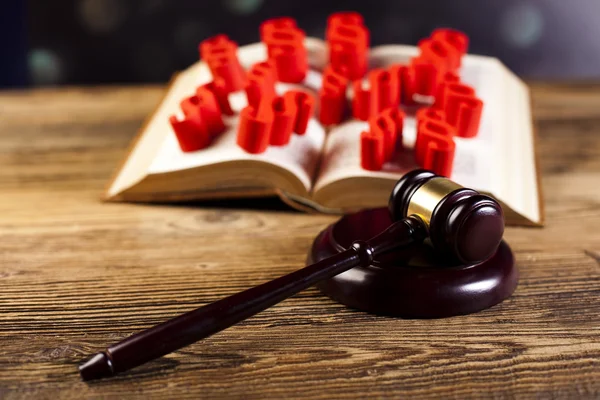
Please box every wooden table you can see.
[0,84,598,399]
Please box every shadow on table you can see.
[144,196,302,214]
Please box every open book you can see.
[106,38,543,226]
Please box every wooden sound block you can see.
[307,208,518,318]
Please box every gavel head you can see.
[389,170,504,265]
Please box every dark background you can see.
[3,0,600,87]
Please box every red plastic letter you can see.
[326,12,369,80]
[169,114,210,152]
[201,79,233,116]
[361,130,385,171]
[285,90,314,135]
[200,35,247,93]
[269,95,297,146]
[352,79,374,121]
[319,66,348,125]
[415,119,456,176]
[369,112,397,162]
[444,83,483,138]
[261,18,308,83]
[236,104,274,154]
[245,60,277,108]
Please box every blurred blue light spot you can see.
[501,2,544,48]
[223,0,264,15]
[29,49,64,86]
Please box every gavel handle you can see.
[79,216,427,380]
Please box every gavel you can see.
[79,170,505,380]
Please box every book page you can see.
[314,48,540,224]
[142,39,329,193]
[500,67,540,223]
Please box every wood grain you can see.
[0,83,599,399]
